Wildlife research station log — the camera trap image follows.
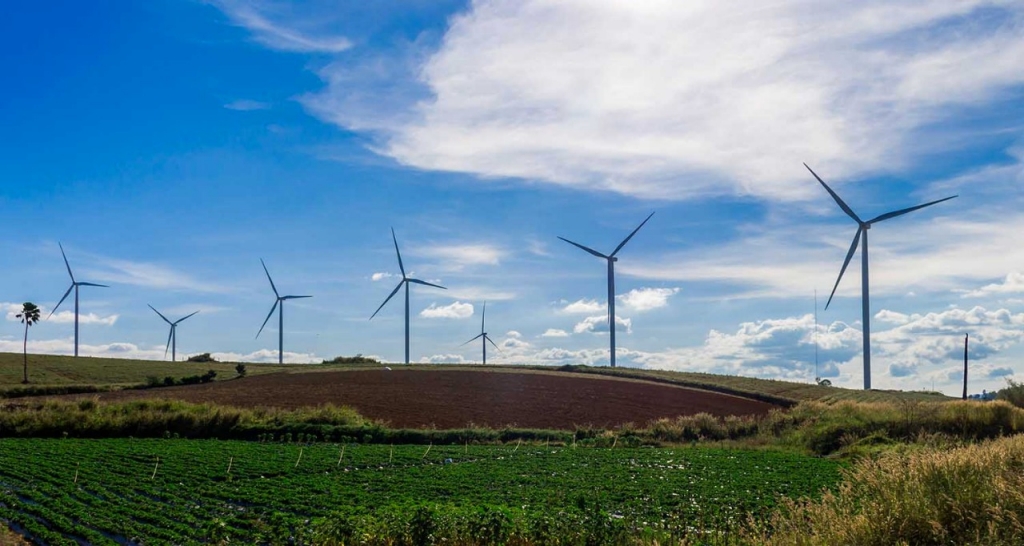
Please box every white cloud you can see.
[420,301,474,319]
[4,303,117,326]
[562,298,606,314]
[82,256,227,293]
[299,0,1024,201]
[224,99,271,111]
[875,310,911,325]
[415,244,505,269]
[617,287,679,312]
[443,286,517,301]
[371,272,396,282]
[961,272,1024,299]
[419,353,468,364]
[506,330,522,339]
[541,328,569,338]
[212,1,352,53]
[573,315,632,335]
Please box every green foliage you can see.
[0,439,840,544]
[997,378,1024,408]
[235,363,247,377]
[187,352,217,363]
[322,354,380,364]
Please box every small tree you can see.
[16,302,41,384]
[235,363,247,378]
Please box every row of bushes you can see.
[144,370,218,388]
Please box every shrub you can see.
[187,353,216,363]
[163,376,176,386]
[321,355,379,365]
[235,364,247,377]
[997,378,1024,408]
[144,376,161,388]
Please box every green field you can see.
[0,439,842,544]
[0,352,950,404]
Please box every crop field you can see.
[75,369,778,428]
[0,439,841,544]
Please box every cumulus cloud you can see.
[420,301,474,319]
[371,272,396,282]
[541,328,569,338]
[209,349,320,364]
[617,287,679,312]
[419,354,468,364]
[561,299,606,314]
[573,315,632,335]
[4,303,118,326]
[298,0,1024,201]
[961,272,1024,299]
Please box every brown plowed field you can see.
[84,369,778,429]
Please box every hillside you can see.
[0,352,950,404]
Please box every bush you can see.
[235,364,247,377]
[144,376,161,388]
[163,376,176,386]
[997,378,1024,408]
[321,355,379,365]
[187,353,216,363]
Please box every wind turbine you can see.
[370,228,447,364]
[256,259,311,364]
[461,302,500,365]
[807,163,957,390]
[49,243,108,357]
[558,212,655,368]
[148,305,199,362]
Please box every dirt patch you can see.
[77,369,779,429]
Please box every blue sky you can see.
[2,0,1023,395]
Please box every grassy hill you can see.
[0,352,950,403]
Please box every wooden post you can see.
[389,444,393,464]
[295,447,303,468]
[513,438,521,452]
[73,463,79,485]
[963,333,969,400]
[337,445,345,467]
[422,442,432,459]
[611,436,618,449]
[151,457,160,480]
[227,457,233,475]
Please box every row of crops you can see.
[0,439,843,544]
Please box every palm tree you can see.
[16,302,40,384]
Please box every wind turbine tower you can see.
[806,163,956,390]
[256,259,311,364]
[371,228,447,364]
[148,305,199,362]
[558,212,654,368]
[462,302,500,365]
[49,243,108,357]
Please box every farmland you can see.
[0,438,842,544]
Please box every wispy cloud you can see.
[371,272,396,282]
[540,328,569,338]
[80,255,229,294]
[420,301,474,319]
[617,287,679,312]
[211,0,352,53]
[415,243,505,270]
[4,303,117,326]
[561,299,606,314]
[224,99,271,111]
[296,0,1024,201]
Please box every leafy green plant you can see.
[15,302,40,384]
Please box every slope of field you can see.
[0,438,843,544]
[0,352,952,404]
[71,369,776,428]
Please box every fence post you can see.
[295,447,303,468]
[151,457,160,480]
[338,445,346,467]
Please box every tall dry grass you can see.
[746,434,1024,546]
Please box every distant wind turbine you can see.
[256,259,311,364]
[370,228,447,364]
[49,243,108,357]
[461,302,500,365]
[148,305,199,362]
[807,163,957,390]
[558,212,655,368]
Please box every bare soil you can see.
[86,368,779,429]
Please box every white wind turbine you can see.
[148,305,199,362]
[256,259,311,364]
[461,302,500,365]
[49,243,108,357]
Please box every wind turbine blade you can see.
[485,335,502,352]
[407,278,447,290]
[557,237,608,259]
[370,281,404,320]
[611,212,655,257]
[805,163,862,223]
[461,333,484,346]
[867,195,958,224]
[256,300,279,339]
[148,304,172,325]
[282,295,313,300]
[260,259,279,297]
[825,227,862,310]
[58,242,75,283]
[76,282,108,288]
[165,328,173,357]
[49,285,74,318]
[391,228,406,277]
[174,310,200,325]
[481,301,486,333]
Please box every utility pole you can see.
[962,333,969,400]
